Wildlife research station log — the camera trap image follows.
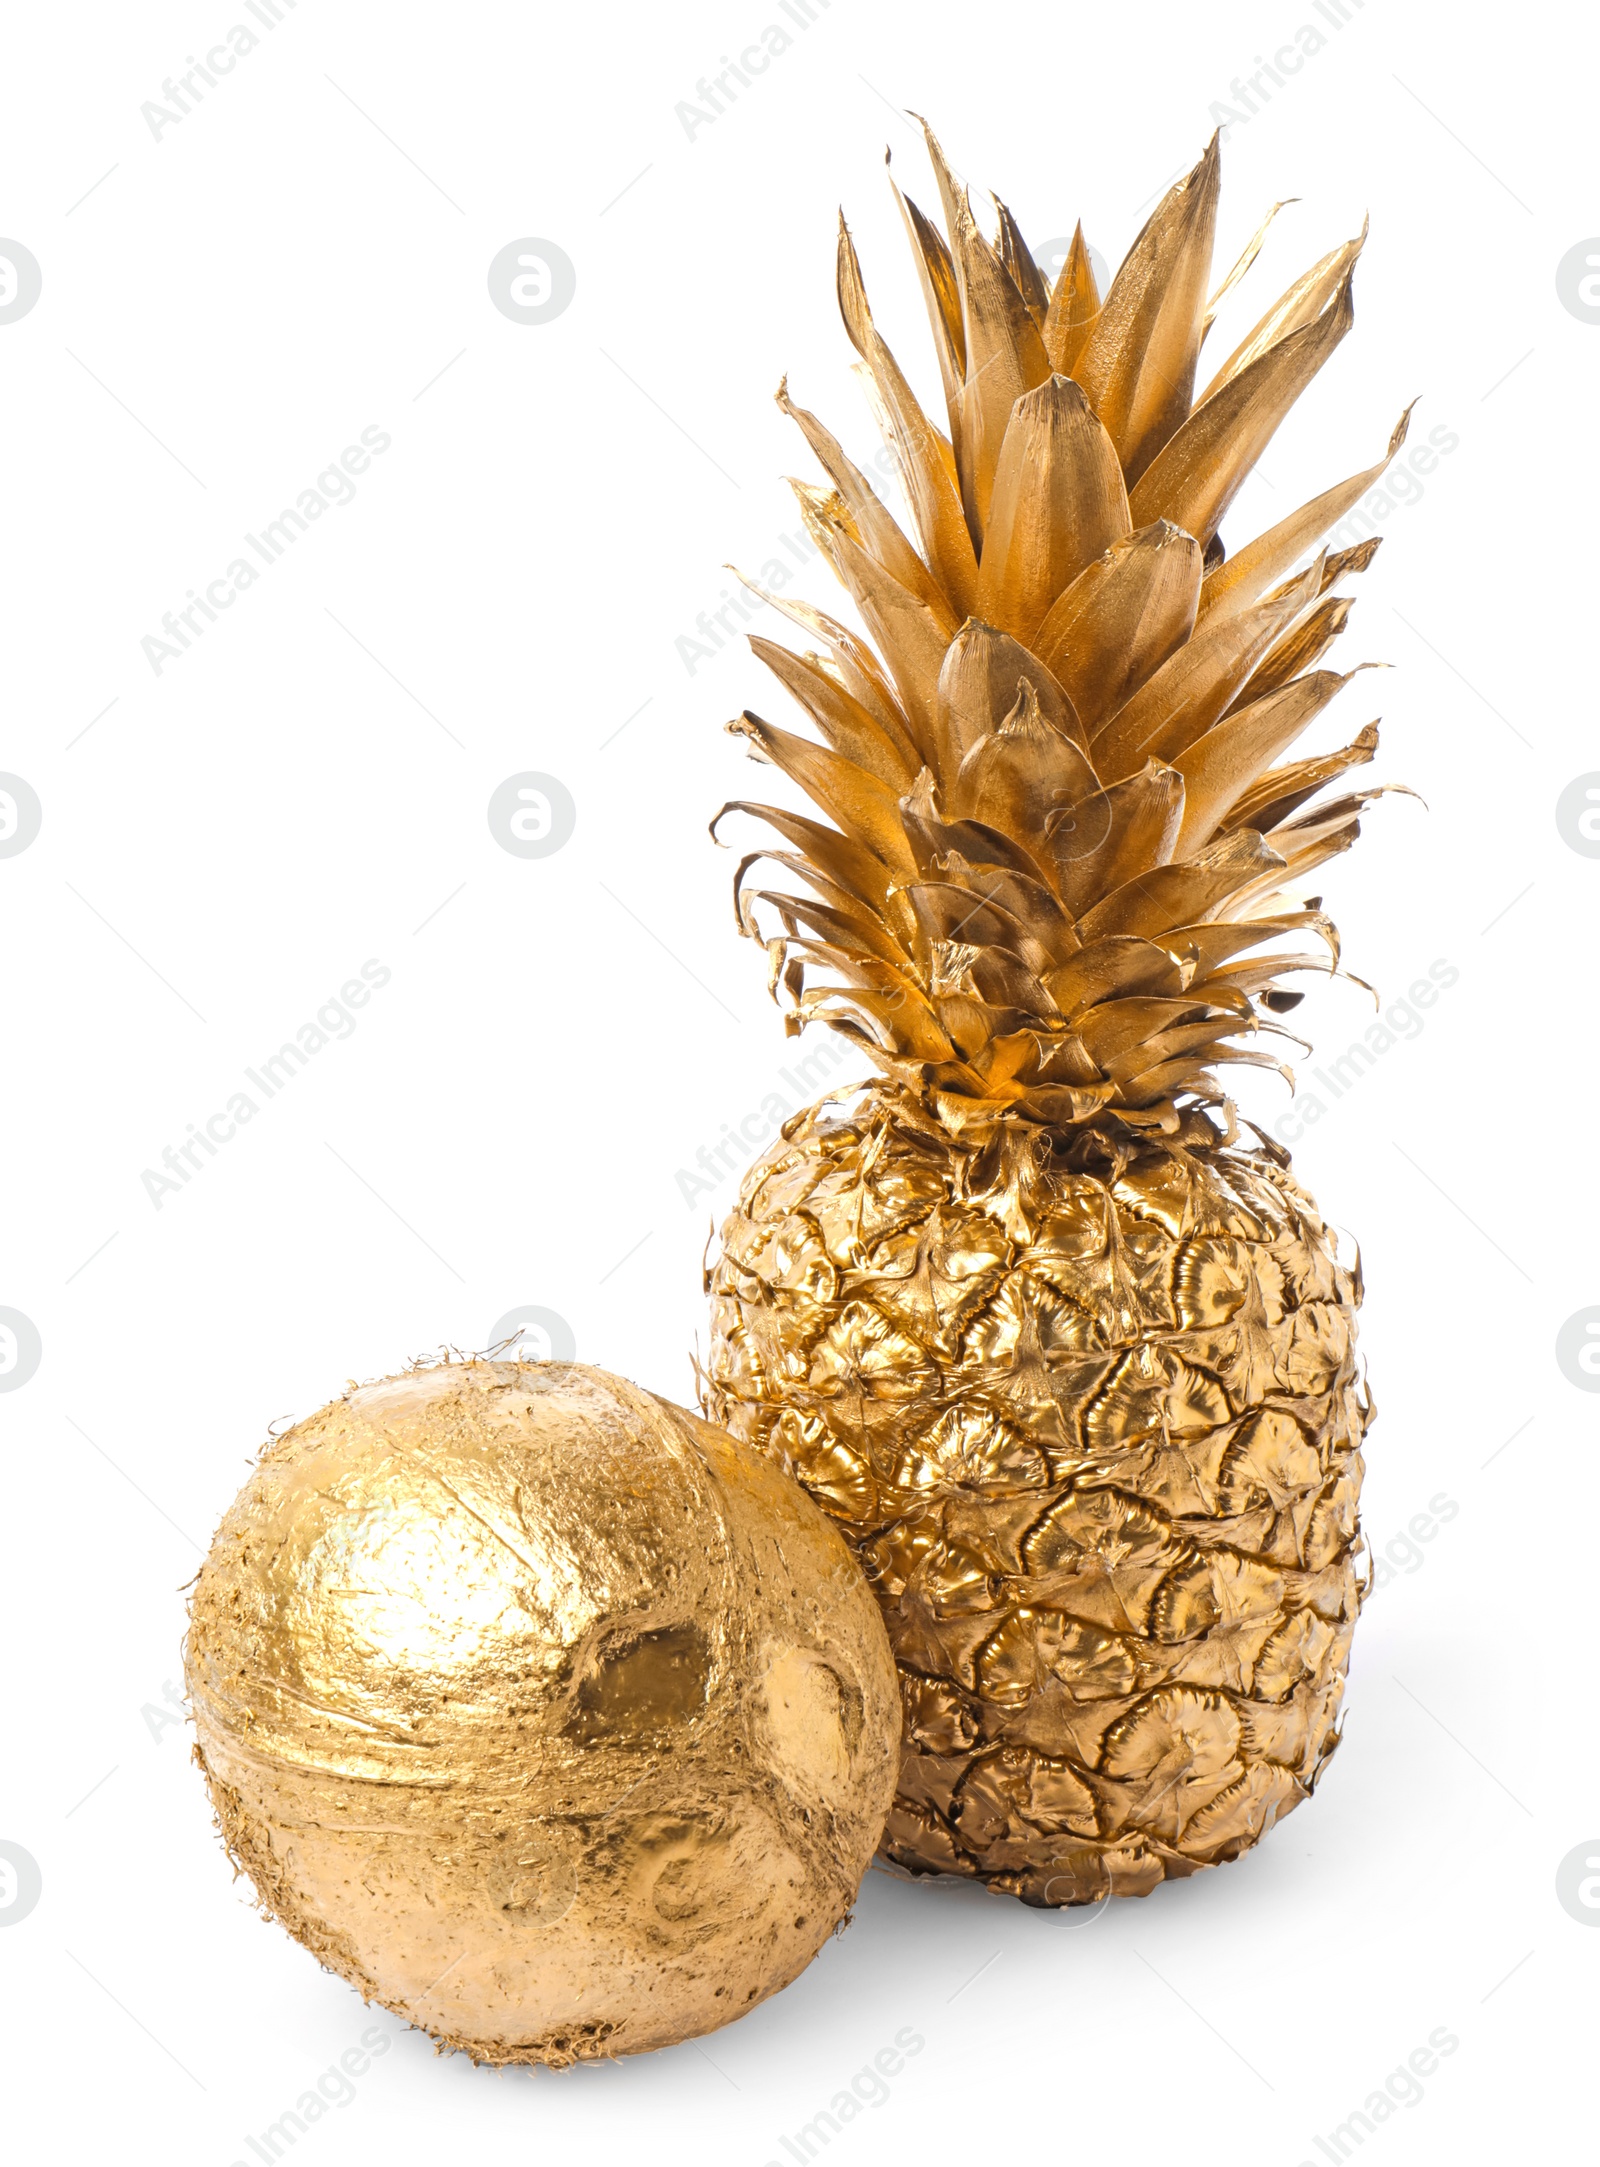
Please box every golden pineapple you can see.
[704,127,1405,1906]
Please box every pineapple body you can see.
[708,1091,1367,1903]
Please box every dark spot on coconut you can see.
[567,1623,712,1741]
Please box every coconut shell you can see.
[184,1360,899,2065]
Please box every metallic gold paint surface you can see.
[714,132,1404,1143]
[185,1362,900,2065]
[704,128,1392,1901]
[709,1101,1368,1903]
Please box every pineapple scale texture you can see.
[708,1098,1366,1902]
[707,125,1395,1900]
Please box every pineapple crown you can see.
[715,124,1409,1144]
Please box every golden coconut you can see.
[184,1360,899,2066]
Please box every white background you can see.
[1,1,1593,2160]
